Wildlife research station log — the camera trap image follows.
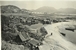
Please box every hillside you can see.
[58,8,76,14]
[1,5,76,14]
[34,6,57,13]
[34,6,76,14]
[1,5,22,13]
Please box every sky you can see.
[0,1,76,10]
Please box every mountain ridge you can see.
[1,5,76,14]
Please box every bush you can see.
[2,40,25,50]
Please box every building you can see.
[28,39,41,50]
[15,32,30,44]
[19,32,30,41]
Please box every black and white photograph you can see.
[1,0,76,50]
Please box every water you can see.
[59,22,76,44]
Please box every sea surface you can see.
[58,21,76,44]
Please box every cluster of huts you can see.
[20,17,51,25]
[19,17,67,26]
[14,24,48,50]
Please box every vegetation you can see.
[2,40,25,50]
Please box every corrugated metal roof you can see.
[28,39,40,46]
[19,32,30,41]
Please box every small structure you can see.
[19,32,30,42]
[28,39,41,50]
[53,19,58,23]
[26,17,38,25]
[28,39,40,46]
[28,23,43,36]
[41,19,51,24]
[15,32,30,44]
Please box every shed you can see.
[19,32,30,42]
[28,39,40,46]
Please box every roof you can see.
[28,23,43,36]
[28,39,40,46]
[29,23,43,29]
[29,29,37,34]
[19,32,30,41]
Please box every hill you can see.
[1,5,22,13]
[34,6,76,14]
[34,6,57,13]
[58,8,76,14]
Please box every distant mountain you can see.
[1,5,76,14]
[34,6,57,13]
[1,5,22,13]
[34,6,76,14]
[58,8,76,14]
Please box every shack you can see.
[15,32,30,44]
[19,32,30,41]
[28,39,41,50]
[41,19,51,24]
